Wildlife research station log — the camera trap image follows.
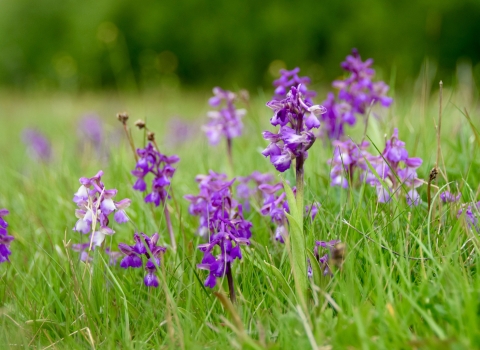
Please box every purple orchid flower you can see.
[22,128,52,162]
[364,129,423,205]
[118,232,167,287]
[440,191,461,203]
[328,139,370,188]
[319,49,393,140]
[273,67,317,103]
[72,170,131,247]
[131,143,179,207]
[236,171,274,211]
[263,85,326,173]
[259,182,320,243]
[185,171,252,299]
[203,87,246,146]
[0,209,14,263]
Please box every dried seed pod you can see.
[134,119,146,129]
[116,112,129,124]
[429,167,438,182]
[147,131,155,141]
[331,242,346,268]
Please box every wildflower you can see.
[259,182,289,243]
[313,240,341,276]
[22,128,52,162]
[203,87,246,147]
[0,209,14,263]
[320,49,393,140]
[263,85,326,173]
[328,139,370,188]
[184,171,235,238]
[131,143,179,206]
[236,171,274,211]
[72,170,131,247]
[77,114,106,158]
[440,191,461,203]
[259,183,320,243]
[365,129,423,205]
[273,67,317,102]
[165,117,197,148]
[71,242,121,265]
[118,232,167,287]
[185,171,251,301]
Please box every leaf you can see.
[282,177,299,221]
[285,211,307,311]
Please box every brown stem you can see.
[123,124,138,162]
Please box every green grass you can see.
[0,83,480,349]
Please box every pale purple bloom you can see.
[313,240,340,276]
[320,49,393,140]
[77,114,107,158]
[71,242,121,265]
[440,191,461,203]
[131,143,179,207]
[364,129,423,205]
[165,117,198,148]
[236,171,274,211]
[458,202,480,232]
[78,114,103,148]
[203,87,246,145]
[328,139,370,188]
[22,128,52,162]
[273,67,317,103]
[72,170,131,246]
[0,209,14,263]
[263,85,326,172]
[118,232,167,287]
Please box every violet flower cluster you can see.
[202,87,246,146]
[263,85,326,172]
[131,143,179,207]
[328,139,370,188]
[22,128,52,162]
[320,49,393,140]
[71,243,122,265]
[458,202,480,233]
[0,209,14,263]
[77,114,105,157]
[118,232,167,287]
[236,171,274,211]
[311,240,340,276]
[365,129,423,205]
[440,191,461,203]
[259,183,319,243]
[273,67,317,103]
[184,171,252,288]
[73,170,131,247]
[327,129,423,205]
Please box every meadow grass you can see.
[0,81,480,349]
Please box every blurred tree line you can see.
[0,0,479,92]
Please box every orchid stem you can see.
[123,124,138,162]
[164,205,177,252]
[226,137,234,173]
[226,262,236,303]
[295,155,305,228]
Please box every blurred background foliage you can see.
[0,0,479,93]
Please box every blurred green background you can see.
[1,0,479,92]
